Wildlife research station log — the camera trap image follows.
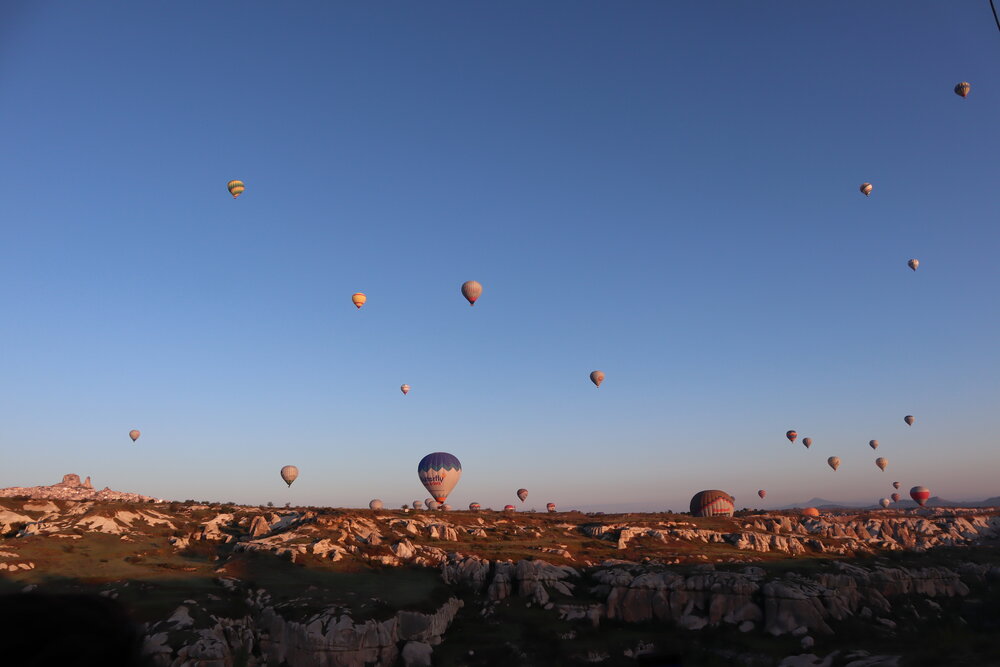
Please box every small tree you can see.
[267,501,274,507]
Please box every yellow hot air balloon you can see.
[875,457,888,471]
[227,180,245,199]
[954,82,971,98]
[860,183,873,197]
[352,293,367,309]
[907,259,919,272]
[461,280,482,306]
[827,456,840,471]
[129,429,140,442]
[590,370,605,388]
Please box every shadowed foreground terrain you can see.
[1,497,999,666]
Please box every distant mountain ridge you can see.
[780,496,1000,510]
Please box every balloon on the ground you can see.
[424,498,437,510]
[469,502,481,511]
[802,507,820,517]
[280,465,298,487]
[461,280,482,306]
[369,499,383,510]
[689,490,735,517]
[546,503,556,512]
[827,456,840,471]
[504,504,515,512]
[802,437,812,448]
[418,452,462,503]
[904,415,914,426]
[440,504,452,511]
[955,82,971,98]
[880,498,891,508]
[758,490,766,499]
[517,488,528,502]
[129,429,140,442]
[590,370,605,388]
[907,259,919,272]
[891,493,901,503]
[412,500,422,510]
[910,486,930,506]
[400,384,410,395]
[869,439,879,450]
[875,457,888,471]
[860,183,873,197]
[352,293,367,309]
[892,481,901,489]
[227,180,245,198]
[786,430,797,443]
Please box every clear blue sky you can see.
[2,2,998,510]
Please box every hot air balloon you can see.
[904,415,914,426]
[955,82,971,98]
[352,293,367,309]
[907,259,919,272]
[546,503,556,513]
[875,457,888,471]
[461,280,482,306]
[802,507,820,517]
[891,493,901,503]
[880,498,891,509]
[827,456,840,471]
[369,499,383,510]
[440,504,452,511]
[892,481,901,490]
[503,504,516,512]
[910,486,930,507]
[280,465,299,487]
[590,370,605,388]
[400,384,410,395]
[129,429,140,442]
[786,430,798,443]
[469,502,481,511]
[418,452,462,503]
[689,490,735,517]
[860,183,873,197]
[424,498,436,510]
[758,490,766,500]
[802,437,812,449]
[869,439,879,450]
[227,180,245,198]
[516,488,528,502]
[412,500,422,510]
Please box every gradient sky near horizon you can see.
[1,2,998,511]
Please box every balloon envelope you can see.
[786,430,797,443]
[369,499,383,510]
[802,437,812,448]
[904,415,914,426]
[227,180,245,198]
[503,505,515,511]
[869,439,878,450]
[910,486,930,507]
[412,501,422,510]
[860,183,873,197]
[757,490,766,499]
[546,503,556,512]
[892,481,901,490]
[827,457,840,471]
[400,384,410,395]
[280,465,298,487]
[689,490,735,517]
[516,488,528,502]
[440,504,452,511]
[590,370,605,387]
[955,82,971,97]
[129,429,140,442]
[880,498,891,508]
[469,502,481,511]
[352,293,367,309]
[802,507,820,517]
[875,457,888,471]
[418,452,462,503]
[891,493,901,503]
[461,280,482,306]
[907,259,919,272]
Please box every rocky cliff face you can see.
[0,473,157,503]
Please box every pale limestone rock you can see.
[401,640,433,667]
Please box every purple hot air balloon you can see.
[418,452,462,503]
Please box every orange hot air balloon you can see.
[869,439,879,450]
[875,457,888,471]
[904,415,914,426]
[461,280,482,306]
[758,489,766,499]
[129,429,140,442]
[802,437,812,448]
[786,430,797,443]
[400,384,410,395]
[802,507,820,517]
[907,259,919,272]
[827,456,840,471]
[227,180,245,198]
[352,293,367,309]
[954,82,971,98]
[590,370,605,387]
[860,183,873,197]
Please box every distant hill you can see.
[780,496,1000,511]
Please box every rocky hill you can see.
[0,496,998,666]
[0,473,160,503]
